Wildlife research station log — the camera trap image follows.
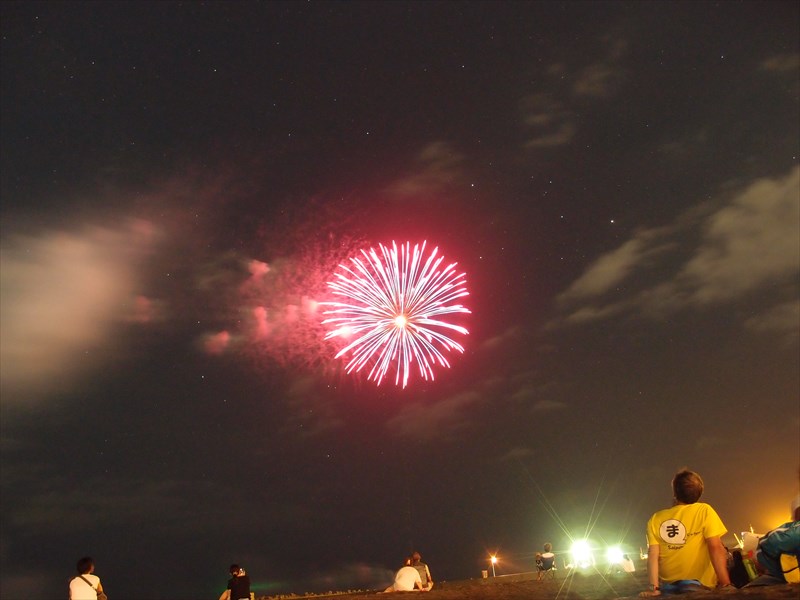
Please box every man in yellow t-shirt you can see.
[639,470,733,596]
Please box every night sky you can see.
[1,2,798,599]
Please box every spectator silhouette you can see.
[219,564,251,600]
[639,469,732,596]
[69,557,106,600]
[537,543,556,581]
[382,557,427,592]
[411,551,434,590]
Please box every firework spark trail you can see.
[322,241,470,387]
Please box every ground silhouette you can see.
[260,570,799,600]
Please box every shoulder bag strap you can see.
[79,574,97,590]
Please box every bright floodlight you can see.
[491,556,498,564]
[571,540,594,569]
[606,546,624,564]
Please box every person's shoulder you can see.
[693,502,721,515]
[75,573,100,586]
[661,502,717,517]
[649,505,676,520]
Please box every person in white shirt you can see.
[383,557,427,592]
[621,554,636,573]
[69,556,106,600]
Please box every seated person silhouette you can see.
[382,557,427,592]
[537,543,556,580]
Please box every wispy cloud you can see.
[480,325,522,351]
[508,379,569,415]
[551,167,800,332]
[521,36,627,149]
[657,130,710,162]
[385,141,465,196]
[679,168,799,304]
[521,94,577,148]
[497,446,536,462]
[280,375,345,438]
[743,300,800,342]
[572,63,622,98]
[557,236,661,301]
[573,63,615,97]
[7,476,236,535]
[386,389,483,441]
[760,52,800,96]
[572,37,627,98]
[760,53,800,73]
[530,398,568,413]
[2,463,313,540]
[0,219,157,402]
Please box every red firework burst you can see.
[322,241,470,387]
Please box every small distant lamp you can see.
[490,555,498,577]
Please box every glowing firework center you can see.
[322,241,470,388]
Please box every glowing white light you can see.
[606,546,624,564]
[571,540,595,569]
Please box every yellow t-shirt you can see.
[646,502,727,588]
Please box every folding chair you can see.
[537,555,556,580]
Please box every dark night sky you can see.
[1,2,798,599]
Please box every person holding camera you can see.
[69,556,107,600]
[219,564,251,600]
